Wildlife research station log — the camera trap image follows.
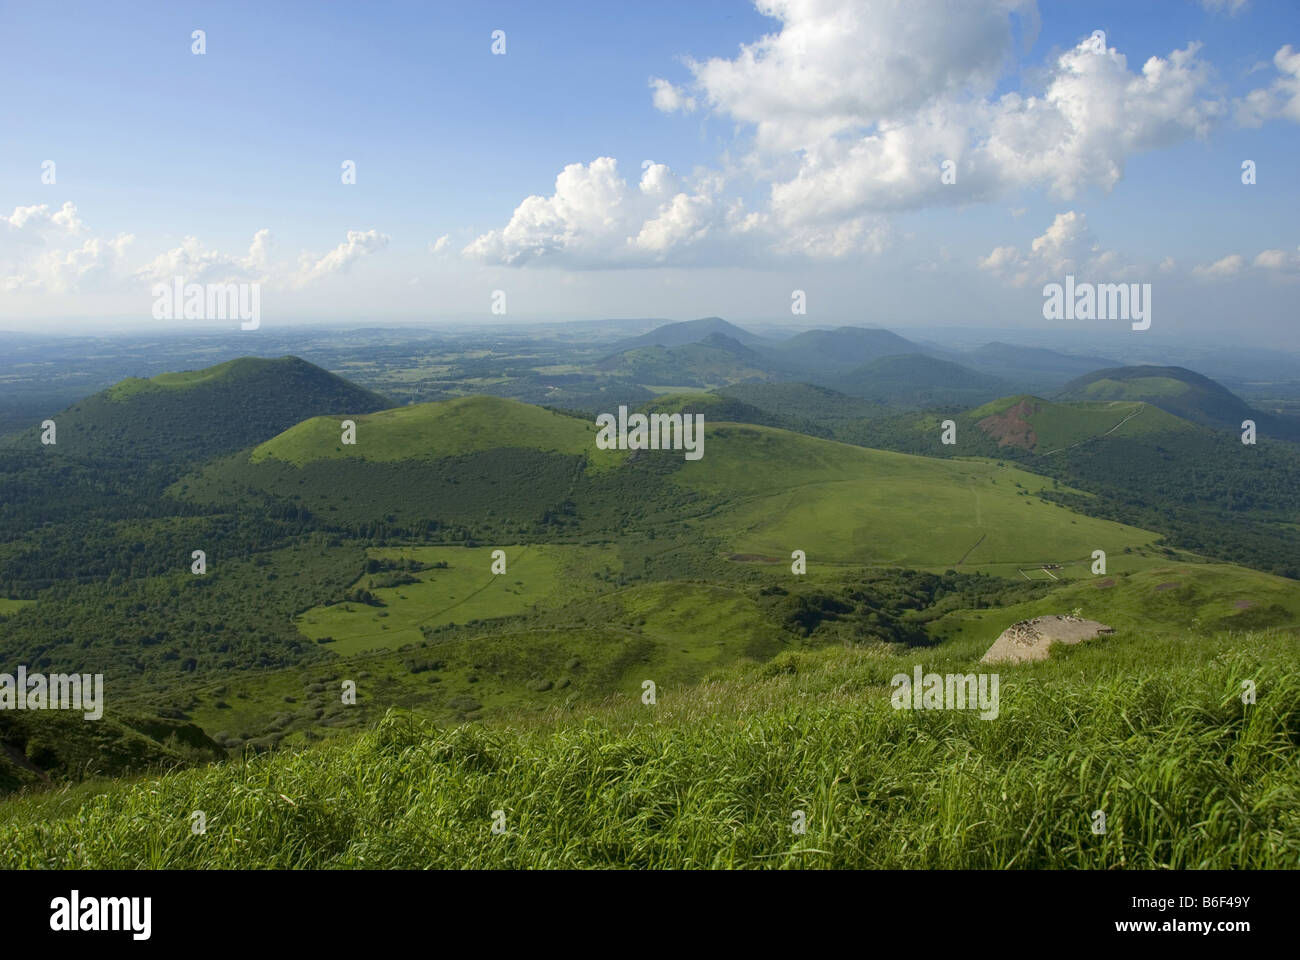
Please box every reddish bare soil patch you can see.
[1234,600,1255,609]
[1155,581,1180,591]
[1095,578,1116,589]
[976,399,1040,450]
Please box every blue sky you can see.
[2,0,1298,346]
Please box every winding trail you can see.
[956,532,986,566]
[1034,402,1146,457]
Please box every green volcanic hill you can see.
[607,317,770,352]
[764,326,924,372]
[966,394,1193,453]
[250,394,620,467]
[9,356,390,462]
[1057,365,1262,433]
[594,333,774,387]
[950,393,1300,578]
[184,395,1162,575]
[178,396,633,535]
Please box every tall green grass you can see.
[1,630,1295,869]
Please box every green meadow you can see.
[1079,376,1192,400]
[676,423,1158,568]
[0,598,34,616]
[295,544,623,655]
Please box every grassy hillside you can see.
[0,710,223,794]
[671,422,1159,571]
[930,561,1300,653]
[191,398,1166,576]
[2,621,1294,869]
[250,395,622,468]
[967,395,1192,452]
[833,395,1300,578]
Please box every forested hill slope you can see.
[2,356,391,462]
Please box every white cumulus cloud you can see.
[1,202,133,293]
[1192,253,1246,279]
[1236,45,1300,126]
[464,157,729,267]
[979,211,1144,286]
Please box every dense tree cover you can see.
[758,569,1051,644]
[831,410,990,455]
[1039,432,1300,514]
[3,356,390,463]
[1029,433,1300,579]
[0,442,315,594]
[821,354,1010,408]
[179,444,717,544]
[0,710,223,794]
[0,537,365,686]
[179,447,585,535]
[717,382,884,428]
[0,509,314,596]
[0,357,389,593]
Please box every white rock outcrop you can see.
[981,615,1114,664]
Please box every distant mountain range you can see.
[594,317,1136,402]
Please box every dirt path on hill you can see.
[1034,403,1146,457]
[957,532,986,566]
